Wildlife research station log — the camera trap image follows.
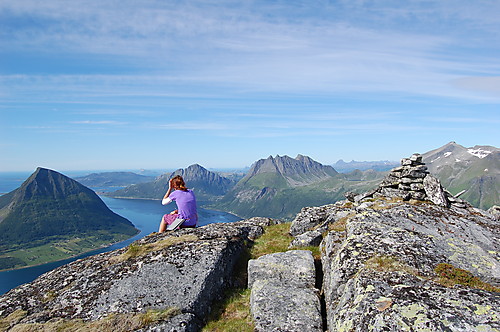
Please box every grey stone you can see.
[401,168,428,178]
[250,280,322,332]
[409,153,423,163]
[321,200,500,331]
[0,222,262,330]
[289,230,323,248]
[401,158,412,166]
[248,250,322,331]
[289,204,337,236]
[423,174,449,207]
[410,182,425,191]
[487,205,500,220]
[248,250,316,289]
[344,191,356,202]
[410,191,427,200]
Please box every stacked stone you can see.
[379,153,429,201]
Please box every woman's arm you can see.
[162,179,174,205]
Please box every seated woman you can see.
[159,175,198,232]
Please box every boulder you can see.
[248,250,322,331]
[423,174,449,207]
[0,222,262,331]
[289,230,323,248]
[248,250,316,289]
[321,199,500,331]
[289,204,337,236]
[487,205,500,220]
[250,280,322,332]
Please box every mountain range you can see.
[98,142,500,220]
[107,164,236,202]
[422,142,500,210]
[75,172,155,188]
[333,159,399,172]
[213,154,383,219]
[0,168,138,270]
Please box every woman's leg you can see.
[159,215,167,233]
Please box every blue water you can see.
[0,172,241,295]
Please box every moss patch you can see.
[251,223,292,259]
[434,263,500,292]
[0,309,27,331]
[202,289,253,332]
[110,234,199,264]
[6,308,180,332]
[364,255,419,276]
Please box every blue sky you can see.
[1,0,499,172]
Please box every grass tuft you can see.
[110,234,199,264]
[5,308,181,332]
[364,255,419,276]
[250,223,292,259]
[434,263,500,292]
[202,289,253,332]
[328,213,355,232]
[0,309,27,331]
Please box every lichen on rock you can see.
[0,220,268,331]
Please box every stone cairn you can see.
[378,153,429,201]
[346,153,470,209]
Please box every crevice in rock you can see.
[314,257,328,331]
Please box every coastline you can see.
[0,228,141,273]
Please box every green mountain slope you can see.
[212,155,384,220]
[422,142,499,210]
[0,168,138,270]
[106,164,236,202]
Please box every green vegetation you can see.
[365,255,420,276]
[0,309,27,331]
[0,232,132,271]
[203,222,297,331]
[0,308,180,332]
[0,168,138,270]
[203,289,254,332]
[434,263,500,292]
[243,172,290,189]
[110,234,199,264]
[250,223,293,258]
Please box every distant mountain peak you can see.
[0,168,137,269]
[243,154,337,187]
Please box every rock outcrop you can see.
[288,154,500,331]
[2,153,499,331]
[248,250,322,331]
[0,219,273,331]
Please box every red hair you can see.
[171,175,188,191]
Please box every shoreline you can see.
[0,229,140,273]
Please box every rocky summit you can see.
[1,155,499,331]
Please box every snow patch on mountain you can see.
[467,148,492,159]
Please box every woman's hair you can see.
[171,175,188,191]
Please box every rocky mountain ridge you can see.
[422,142,499,210]
[1,155,498,331]
[107,164,236,202]
[241,154,338,187]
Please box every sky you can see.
[1,0,499,172]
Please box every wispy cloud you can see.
[2,1,499,102]
[70,120,127,125]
